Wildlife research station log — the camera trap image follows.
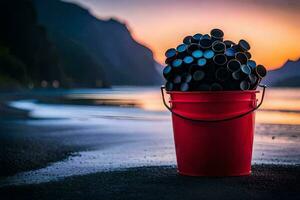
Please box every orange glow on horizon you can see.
[129,4,300,70]
[67,0,300,70]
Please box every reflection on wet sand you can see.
[65,88,163,111]
[257,111,300,125]
[64,87,300,125]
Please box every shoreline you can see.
[0,87,299,199]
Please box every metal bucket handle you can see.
[161,84,267,122]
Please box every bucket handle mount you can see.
[161,84,267,122]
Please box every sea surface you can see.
[0,86,300,186]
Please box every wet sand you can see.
[0,123,82,177]
[0,120,299,200]
[0,165,299,200]
[1,117,299,182]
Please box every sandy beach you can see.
[1,165,299,200]
[0,87,300,199]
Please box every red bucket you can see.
[161,85,266,176]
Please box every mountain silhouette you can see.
[0,0,68,89]
[263,58,300,87]
[33,0,162,86]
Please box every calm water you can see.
[1,86,300,186]
[10,86,300,124]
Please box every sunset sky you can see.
[65,0,300,69]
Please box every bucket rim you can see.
[167,90,259,94]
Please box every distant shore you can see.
[1,165,299,200]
